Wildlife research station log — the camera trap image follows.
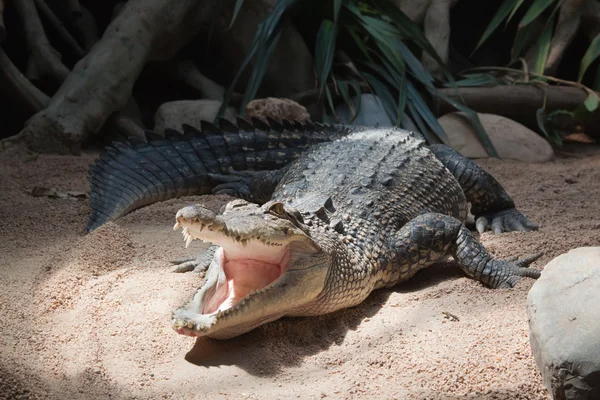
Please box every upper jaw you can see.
[173,202,320,252]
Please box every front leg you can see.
[430,144,538,233]
[392,213,542,288]
[170,244,219,273]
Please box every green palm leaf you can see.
[228,0,246,29]
[532,18,554,74]
[519,0,557,27]
[473,0,521,53]
[579,33,600,82]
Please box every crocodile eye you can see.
[267,202,286,216]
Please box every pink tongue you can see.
[224,259,281,298]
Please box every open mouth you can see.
[180,224,291,316]
[172,202,325,338]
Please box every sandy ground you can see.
[1,147,599,400]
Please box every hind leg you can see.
[430,144,538,233]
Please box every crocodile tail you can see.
[86,118,349,231]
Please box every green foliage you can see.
[473,0,523,54]
[579,33,600,83]
[217,0,297,120]
[478,0,599,114]
[536,108,562,147]
[218,0,498,156]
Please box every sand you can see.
[1,147,599,400]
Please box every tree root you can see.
[0,48,50,115]
[67,0,82,17]
[543,0,585,75]
[68,4,99,51]
[437,85,600,136]
[10,0,213,154]
[111,114,146,141]
[0,0,6,43]
[13,0,69,85]
[34,0,85,58]
[437,85,593,115]
[166,59,225,101]
[421,0,455,79]
[393,0,458,77]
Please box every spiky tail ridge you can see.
[87,117,349,231]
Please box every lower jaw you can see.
[174,326,206,337]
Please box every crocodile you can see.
[87,119,541,340]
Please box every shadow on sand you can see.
[184,261,465,376]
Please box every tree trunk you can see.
[11,0,213,154]
[437,85,600,136]
[0,0,6,43]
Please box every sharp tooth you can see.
[173,222,181,231]
[185,235,193,248]
[216,310,222,318]
[182,227,188,235]
[199,224,205,232]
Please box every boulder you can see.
[438,112,554,162]
[334,94,393,127]
[153,100,236,132]
[527,247,600,400]
[246,98,310,123]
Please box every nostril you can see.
[177,205,217,221]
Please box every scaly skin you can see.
[86,118,349,231]
[171,126,541,339]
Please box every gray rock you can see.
[334,94,393,127]
[438,112,554,162]
[527,247,600,400]
[153,100,236,132]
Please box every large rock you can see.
[438,112,554,162]
[153,100,236,132]
[527,247,600,400]
[334,94,393,127]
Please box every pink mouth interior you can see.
[201,250,286,314]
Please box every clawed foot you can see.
[169,245,218,273]
[494,251,543,288]
[476,208,538,234]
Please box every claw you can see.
[168,245,218,274]
[514,251,544,267]
[169,256,195,265]
[476,208,538,234]
[476,216,490,234]
[171,260,198,273]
